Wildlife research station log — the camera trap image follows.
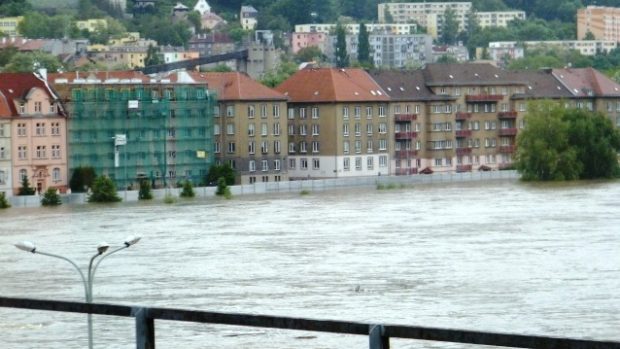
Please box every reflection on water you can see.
[1,179,620,348]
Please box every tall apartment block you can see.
[577,6,620,41]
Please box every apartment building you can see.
[0,16,23,37]
[50,71,216,190]
[276,68,391,179]
[193,72,289,184]
[577,6,620,41]
[240,5,258,30]
[295,23,417,36]
[0,72,68,195]
[477,11,525,28]
[0,106,11,196]
[489,40,618,59]
[291,32,329,54]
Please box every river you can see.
[1,179,619,348]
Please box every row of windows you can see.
[213,141,282,154]
[16,123,62,137]
[342,123,389,136]
[221,104,281,118]
[434,86,525,97]
[214,123,282,136]
[17,102,57,115]
[343,139,389,154]
[17,168,62,182]
[17,145,62,160]
[248,159,281,172]
[72,127,206,141]
[288,141,321,153]
[341,156,389,171]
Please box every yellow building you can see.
[0,16,23,37]
[76,19,108,33]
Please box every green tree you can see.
[440,7,459,45]
[0,0,33,16]
[584,31,596,40]
[357,22,372,67]
[180,180,195,198]
[69,166,96,193]
[215,177,231,198]
[260,60,298,88]
[18,176,35,196]
[0,46,18,68]
[206,164,235,186]
[88,176,121,203]
[41,188,62,206]
[335,23,349,68]
[144,44,163,66]
[138,179,153,200]
[187,10,203,33]
[4,51,63,73]
[0,192,10,209]
[18,12,73,39]
[295,46,324,63]
[203,64,233,72]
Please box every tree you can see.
[180,180,195,198]
[441,7,459,45]
[335,23,349,68]
[357,22,372,67]
[69,166,96,193]
[187,10,203,33]
[0,192,10,209]
[0,0,33,16]
[260,60,298,88]
[0,46,18,68]
[295,46,324,63]
[138,179,153,200]
[144,44,163,66]
[18,176,35,196]
[88,176,121,203]
[515,101,620,181]
[206,164,235,186]
[584,31,596,40]
[203,64,233,72]
[3,51,63,73]
[41,188,62,206]
[215,177,231,198]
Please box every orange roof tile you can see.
[275,68,390,103]
[0,72,57,117]
[185,71,287,101]
[552,67,620,97]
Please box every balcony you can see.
[465,94,504,102]
[498,111,517,119]
[455,112,472,120]
[395,150,418,159]
[395,131,417,140]
[456,164,472,173]
[395,167,418,175]
[394,113,417,122]
[455,130,472,138]
[499,128,517,136]
[456,147,472,155]
[499,145,515,153]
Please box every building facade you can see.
[194,72,289,184]
[0,111,11,196]
[276,68,391,179]
[0,16,23,37]
[0,72,68,195]
[295,23,417,36]
[577,6,620,41]
[50,71,216,190]
[240,6,258,30]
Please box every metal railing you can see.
[2,296,620,349]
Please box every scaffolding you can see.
[67,84,216,190]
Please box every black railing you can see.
[2,296,620,349]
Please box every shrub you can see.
[41,188,62,206]
[18,176,35,195]
[88,176,121,203]
[215,177,231,199]
[180,180,195,198]
[0,192,10,209]
[163,194,176,204]
[69,166,96,193]
[138,179,153,200]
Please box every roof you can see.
[241,6,257,13]
[552,67,620,97]
[511,70,573,99]
[49,71,150,84]
[369,69,455,102]
[423,63,525,86]
[275,68,390,103]
[183,71,287,101]
[0,72,58,117]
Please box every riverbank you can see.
[6,170,519,208]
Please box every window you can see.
[249,160,256,172]
[435,158,443,166]
[311,107,319,119]
[273,123,281,135]
[379,155,387,167]
[312,124,319,136]
[300,141,307,153]
[343,106,349,119]
[354,106,361,119]
[379,106,385,117]
[274,159,281,171]
[312,141,320,153]
[35,123,45,136]
[51,145,60,158]
[378,123,387,133]
[313,158,320,169]
[247,123,255,136]
[288,108,295,119]
[518,103,526,112]
[226,105,234,117]
[367,157,374,170]
[261,160,269,171]
[379,139,387,150]
[248,105,255,118]
[366,106,372,119]
[261,123,268,136]
[260,104,267,118]
[261,141,269,154]
[51,122,60,136]
[226,123,235,135]
[248,141,255,154]
[367,140,373,153]
[273,104,280,118]
[299,124,307,136]
[289,158,296,169]
[289,142,296,153]
[214,142,221,153]
[343,141,350,154]
[343,123,349,136]
[299,108,306,119]
[300,158,308,170]
[52,168,61,182]
[355,123,361,136]
[355,140,361,153]
[355,157,362,170]
[274,140,281,154]
[36,145,46,158]
[227,142,236,153]
[343,157,350,171]
[19,169,27,180]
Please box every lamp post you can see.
[14,236,141,349]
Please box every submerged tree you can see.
[88,176,121,203]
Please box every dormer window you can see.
[34,101,42,113]
[18,102,25,114]
[49,103,56,113]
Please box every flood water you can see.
[1,179,619,349]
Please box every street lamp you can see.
[14,236,141,349]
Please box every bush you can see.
[180,180,195,198]
[215,177,231,199]
[0,192,10,209]
[300,189,310,195]
[163,194,176,204]
[18,176,35,195]
[206,164,235,186]
[88,176,121,203]
[41,188,62,206]
[69,166,96,193]
[138,180,153,200]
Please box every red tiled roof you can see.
[185,71,287,101]
[0,72,56,117]
[552,68,620,97]
[275,68,390,103]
